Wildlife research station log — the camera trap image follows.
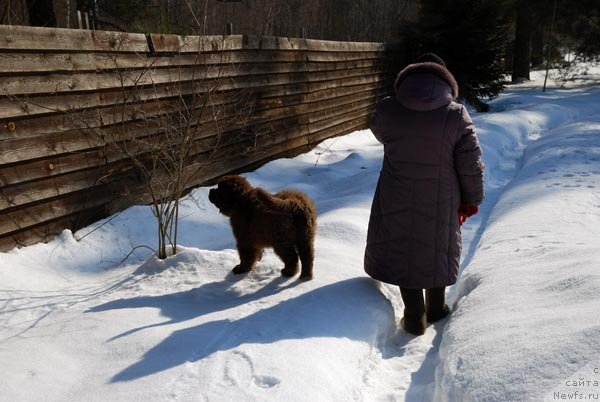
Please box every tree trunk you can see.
[512,0,532,82]
[26,0,57,27]
[531,26,544,68]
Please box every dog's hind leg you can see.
[233,245,262,274]
[296,238,314,280]
[273,243,299,277]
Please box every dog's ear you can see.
[219,175,251,196]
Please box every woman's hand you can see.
[458,203,479,225]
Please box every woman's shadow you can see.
[88,277,398,383]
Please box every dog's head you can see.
[208,175,252,216]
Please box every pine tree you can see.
[556,0,600,59]
[404,0,511,112]
[512,0,533,81]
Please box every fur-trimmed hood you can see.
[394,62,459,112]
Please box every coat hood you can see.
[394,62,459,112]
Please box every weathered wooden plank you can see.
[307,99,375,126]
[0,220,55,250]
[254,88,381,122]
[0,167,114,210]
[305,38,386,52]
[151,34,386,53]
[150,34,243,53]
[0,148,105,186]
[306,73,384,93]
[0,204,110,251]
[0,97,375,210]
[0,50,385,74]
[0,103,248,167]
[0,90,246,146]
[0,59,384,119]
[140,90,378,160]
[0,61,384,96]
[0,83,243,120]
[0,72,387,146]
[0,128,105,165]
[0,76,383,121]
[0,85,385,171]
[0,188,113,235]
[246,80,384,109]
[309,114,372,144]
[0,25,149,53]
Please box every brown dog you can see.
[208,175,317,279]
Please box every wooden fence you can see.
[0,25,403,252]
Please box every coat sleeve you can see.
[369,97,392,144]
[454,106,485,206]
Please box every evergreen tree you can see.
[403,0,511,112]
[510,0,600,83]
[512,0,533,81]
[555,0,600,59]
[26,0,57,26]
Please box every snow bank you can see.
[435,88,600,401]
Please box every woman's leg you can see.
[399,287,426,335]
[425,287,450,323]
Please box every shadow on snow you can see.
[88,277,398,383]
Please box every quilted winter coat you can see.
[364,62,484,289]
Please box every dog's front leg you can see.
[233,245,261,274]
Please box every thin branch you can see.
[75,210,124,242]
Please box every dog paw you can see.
[232,265,252,274]
[299,273,313,281]
[280,267,298,277]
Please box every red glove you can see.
[458,203,479,226]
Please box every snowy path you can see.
[2,86,600,401]
[435,96,600,402]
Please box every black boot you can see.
[426,287,450,323]
[399,287,426,336]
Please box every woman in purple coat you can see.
[364,54,484,335]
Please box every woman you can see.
[364,53,484,336]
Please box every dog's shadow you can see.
[89,277,396,383]
[88,273,296,342]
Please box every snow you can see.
[2,74,600,401]
[436,90,600,402]
[511,60,600,90]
